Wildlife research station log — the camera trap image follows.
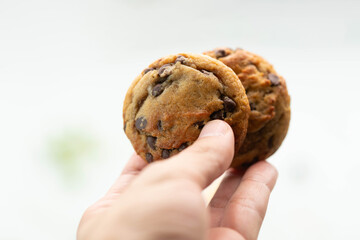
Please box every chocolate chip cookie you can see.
[204,48,291,166]
[123,53,250,163]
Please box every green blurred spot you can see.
[47,129,98,181]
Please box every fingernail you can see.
[199,120,230,138]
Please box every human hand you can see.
[77,120,278,240]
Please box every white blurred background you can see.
[1,0,360,239]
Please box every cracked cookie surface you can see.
[123,53,250,164]
[204,48,291,166]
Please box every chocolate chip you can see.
[268,73,280,86]
[147,136,157,150]
[215,49,227,58]
[162,149,171,159]
[157,76,167,83]
[157,120,162,130]
[152,84,164,97]
[145,153,153,163]
[250,102,256,111]
[135,117,147,130]
[178,143,188,152]
[193,121,205,129]
[201,69,212,75]
[268,135,275,148]
[223,96,236,112]
[143,68,155,74]
[138,97,146,109]
[123,122,127,132]
[175,55,186,64]
[210,110,224,120]
[158,64,173,78]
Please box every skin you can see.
[77,120,278,240]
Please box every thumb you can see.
[157,120,235,189]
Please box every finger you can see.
[208,168,245,227]
[105,153,147,197]
[221,161,278,240]
[140,120,235,189]
[209,227,245,240]
[121,153,148,175]
[82,154,147,219]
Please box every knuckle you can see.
[242,175,272,194]
[230,196,264,220]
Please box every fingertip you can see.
[245,160,279,191]
[193,120,235,164]
[121,153,148,174]
[199,120,234,139]
[189,120,235,166]
[253,160,279,178]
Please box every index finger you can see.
[221,161,278,240]
[105,153,147,197]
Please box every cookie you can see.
[204,48,291,166]
[123,53,250,164]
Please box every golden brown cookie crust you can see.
[123,53,250,163]
[204,48,291,167]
